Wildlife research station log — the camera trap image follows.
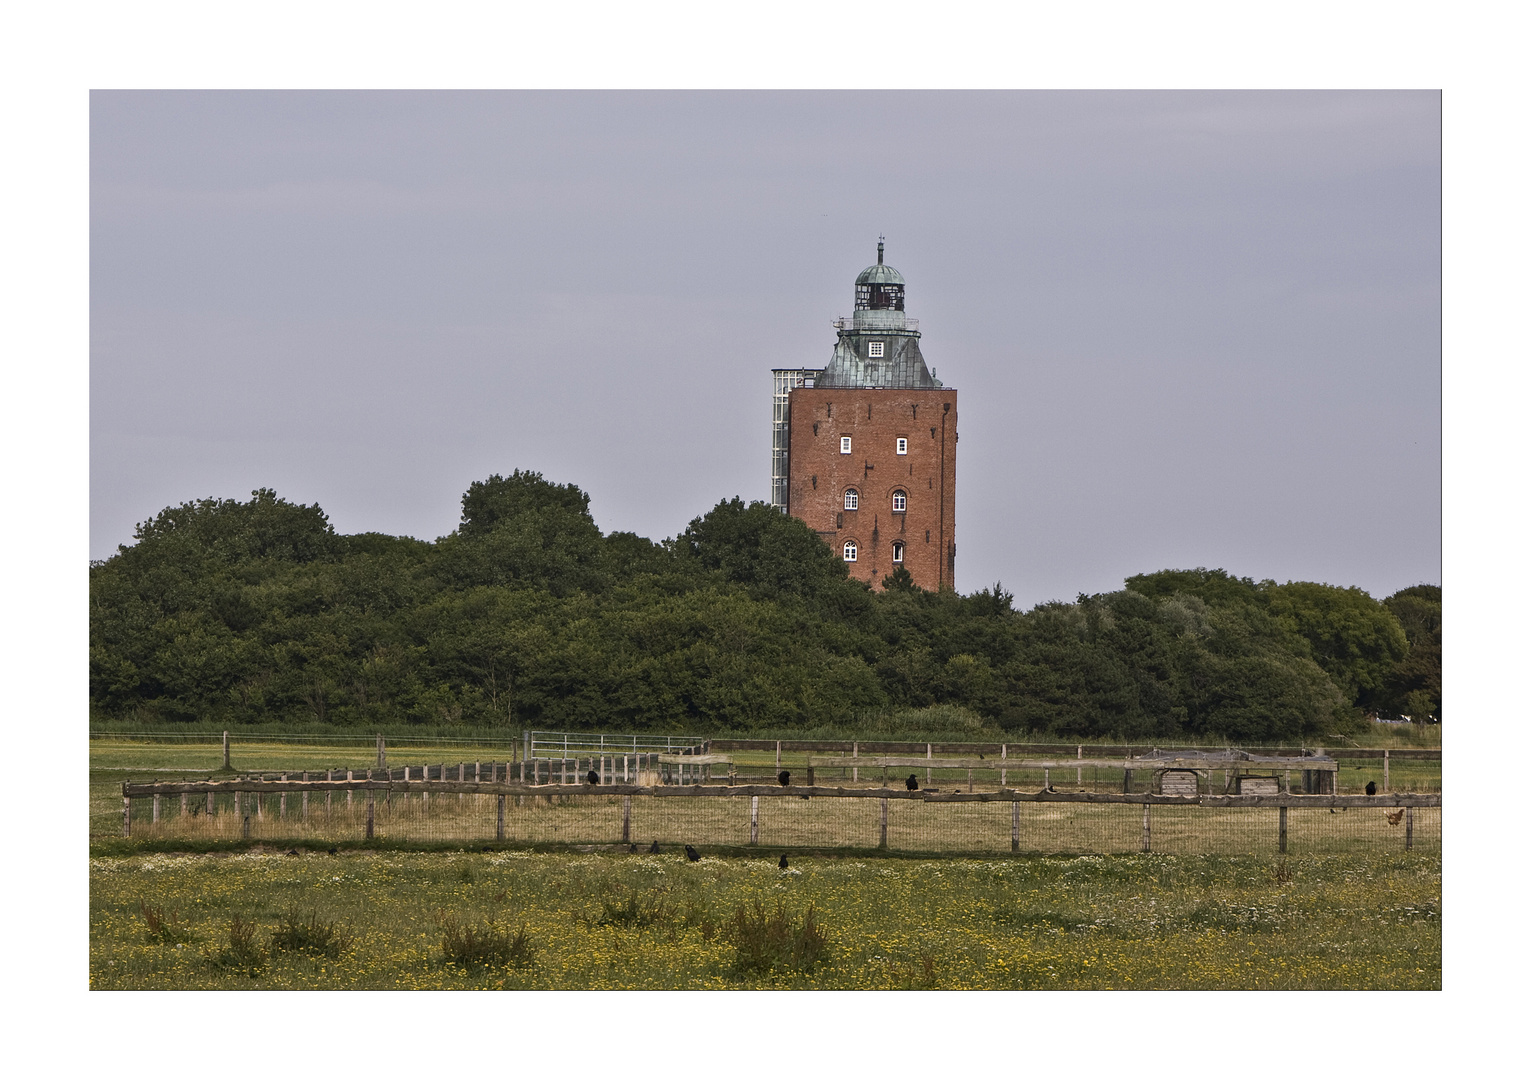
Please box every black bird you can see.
[778,770,791,787]
[586,769,600,785]
[628,843,637,853]
[906,774,919,791]
[685,845,701,862]
[286,848,300,857]
[327,846,337,855]
[649,840,660,854]
[779,853,789,870]
[1365,780,1378,796]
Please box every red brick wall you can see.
[786,387,957,591]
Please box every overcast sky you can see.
[90,90,1440,607]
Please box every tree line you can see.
[89,472,1441,740]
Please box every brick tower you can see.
[771,242,957,590]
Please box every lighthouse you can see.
[771,242,957,590]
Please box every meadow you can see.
[89,847,1440,990]
[89,737,1440,990]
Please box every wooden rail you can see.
[710,738,1440,760]
[806,755,1338,772]
[121,777,1437,807]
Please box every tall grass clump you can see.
[729,900,830,976]
[208,916,266,975]
[269,907,353,960]
[595,888,675,930]
[139,900,193,944]
[852,704,987,737]
[438,914,533,969]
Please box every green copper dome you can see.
[854,239,905,286]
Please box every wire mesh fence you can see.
[119,779,1440,858]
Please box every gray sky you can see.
[91,90,1440,607]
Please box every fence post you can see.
[1000,743,1007,788]
[366,789,375,839]
[750,796,759,845]
[152,793,160,824]
[1405,806,1414,850]
[222,730,230,770]
[347,770,353,810]
[852,741,858,783]
[1011,799,1020,853]
[181,792,188,818]
[879,797,888,850]
[1077,744,1083,787]
[1141,802,1151,852]
[302,789,309,824]
[1383,749,1390,793]
[280,775,287,819]
[1279,806,1288,854]
[497,794,505,841]
[616,794,630,844]
[377,733,386,771]
[926,743,932,785]
[207,790,214,816]
[122,791,131,837]
[775,741,781,771]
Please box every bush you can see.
[269,907,353,960]
[729,900,830,976]
[438,914,533,969]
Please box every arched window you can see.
[842,541,857,562]
[892,541,904,563]
[843,488,859,511]
[892,490,907,513]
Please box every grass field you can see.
[89,738,1441,990]
[89,848,1440,989]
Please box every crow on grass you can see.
[327,846,337,856]
[649,840,660,854]
[778,854,789,870]
[906,774,919,791]
[286,848,300,857]
[685,845,701,862]
[778,770,791,787]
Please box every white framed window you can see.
[892,541,904,563]
[843,488,859,511]
[892,490,907,512]
[868,341,885,358]
[840,436,852,454]
[843,541,858,562]
[896,437,908,455]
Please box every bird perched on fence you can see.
[649,840,660,854]
[1385,808,1405,826]
[906,774,919,791]
[586,769,600,785]
[779,853,789,870]
[685,845,701,862]
[778,770,791,787]
[1365,781,1378,796]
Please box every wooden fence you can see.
[120,775,1440,856]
